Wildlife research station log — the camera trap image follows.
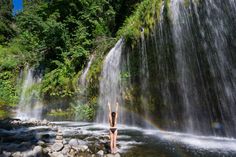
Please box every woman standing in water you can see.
[108,101,119,154]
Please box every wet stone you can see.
[12,151,22,157]
[55,139,63,143]
[51,152,64,157]
[96,150,104,156]
[105,153,121,157]
[61,145,71,154]
[1,151,11,157]
[69,139,79,147]
[56,136,63,140]
[51,143,64,152]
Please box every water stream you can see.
[96,39,124,124]
[16,68,43,120]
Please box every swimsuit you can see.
[110,128,117,134]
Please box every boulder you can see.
[1,151,11,157]
[51,143,64,152]
[12,151,22,157]
[61,145,71,155]
[41,119,48,125]
[69,148,77,156]
[43,147,49,154]
[63,139,67,144]
[51,152,64,157]
[96,150,104,156]
[72,145,88,152]
[33,145,43,155]
[77,139,87,145]
[68,139,78,147]
[105,153,121,157]
[56,136,63,140]
[37,140,46,147]
[55,139,63,144]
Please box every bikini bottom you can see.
[110,128,117,134]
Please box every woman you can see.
[108,101,119,154]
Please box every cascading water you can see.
[16,68,43,120]
[96,39,124,124]
[168,0,236,137]
[78,55,94,102]
[120,0,236,137]
[139,30,150,124]
[171,0,199,134]
[79,55,94,87]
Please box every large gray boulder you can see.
[68,139,78,147]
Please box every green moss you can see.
[0,110,8,119]
[117,0,163,45]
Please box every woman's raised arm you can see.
[108,102,111,114]
[115,102,119,117]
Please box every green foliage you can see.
[0,71,19,106]
[41,58,75,98]
[0,0,15,44]
[0,0,154,120]
[86,37,117,96]
[117,0,162,44]
[47,108,74,119]
[72,102,96,121]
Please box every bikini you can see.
[110,128,117,134]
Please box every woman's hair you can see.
[111,112,116,127]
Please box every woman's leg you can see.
[114,130,118,153]
[110,130,114,153]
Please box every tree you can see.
[0,0,15,43]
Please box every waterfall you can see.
[164,0,236,137]
[96,39,124,124]
[16,68,43,120]
[138,30,151,126]
[171,0,198,133]
[79,55,94,87]
[77,55,94,103]
[120,0,236,137]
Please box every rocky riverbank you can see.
[0,119,121,157]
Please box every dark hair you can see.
[111,112,116,127]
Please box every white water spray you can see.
[96,39,124,124]
[16,68,43,120]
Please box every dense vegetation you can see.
[0,0,163,120]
